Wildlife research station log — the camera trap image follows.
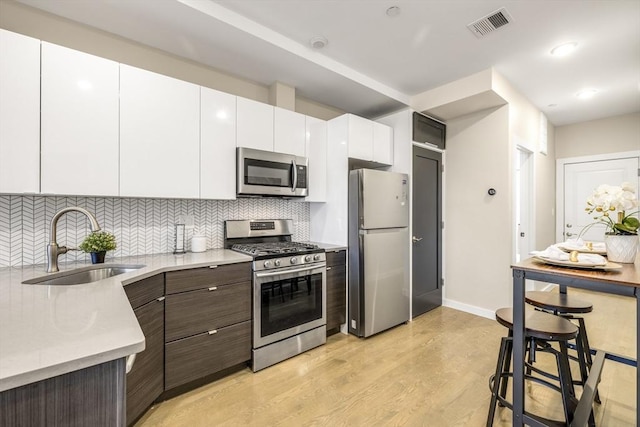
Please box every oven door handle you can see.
[255,264,324,278]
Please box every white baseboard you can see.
[443,298,495,320]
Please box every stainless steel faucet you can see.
[47,207,101,273]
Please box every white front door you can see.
[559,154,639,242]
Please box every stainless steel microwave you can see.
[237,147,308,198]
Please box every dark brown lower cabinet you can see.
[126,297,164,425]
[165,320,251,389]
[326,250,347,333]
[0,358,126,427]
[124,274,165,426]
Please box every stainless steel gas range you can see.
[225,219,327,372]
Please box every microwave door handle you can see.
[291,160,298,193]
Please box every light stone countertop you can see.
[0,249,252,392]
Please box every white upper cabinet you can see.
[200,87,237,200]
[274,107,306,156]
[336,113,394,166]
[305,116,327,202]
[373,121,393,165]
[0,29,40,194]
[236,97,274,151]
[120,64,200,199]
[347,114,374,161]
[40,42,119,196]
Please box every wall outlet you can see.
[178,214,194,229]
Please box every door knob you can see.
[565,232,575,237]
[412,236,423,243]
[566,224,572,228]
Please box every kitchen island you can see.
[510,255,639,426]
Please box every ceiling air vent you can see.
[467,7,513,38]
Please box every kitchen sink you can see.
[22,264,145,286]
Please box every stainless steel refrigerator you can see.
[348,168,410,337]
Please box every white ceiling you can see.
[16,0,640,126]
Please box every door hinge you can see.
[441,221,445,229]
[441,164,445,173]
[637,168,640,177]
[441,278,445,287]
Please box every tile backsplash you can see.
[0,195,310,267]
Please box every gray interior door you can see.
[412,145,442,317]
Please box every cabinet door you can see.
[347,114,373,161]
[41,43,119,196]
[120,64,200,199]
[0,29,40,194]
[305,116,327,202]
[274,107,306,156]
[326,250,347,332]
[373,122,393,166]
[201,87,236,200]
[126,297,164,425]
[165,321,251,390]
[236,97,274,151]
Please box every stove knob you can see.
[263,260,271,269]
[313,254,321,261]
[274,259,281,267]
[290,257,298,265]
[304,255,312,262]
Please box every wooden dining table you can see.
[510,254,639,426]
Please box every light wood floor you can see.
[136,289,636,426]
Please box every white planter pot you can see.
[604,234,639,263]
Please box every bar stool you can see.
[487,307,580,426]
[525,291,599,403]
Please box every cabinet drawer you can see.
[165,262,251,295]
[165,281,251,342]
[124,274,165,310]
[165,320,251,390]
[326,250,346,267]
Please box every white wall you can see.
[444,106,512,315]
[555,112,640,159]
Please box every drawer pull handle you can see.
[209,265,218,269]
[156,296,166,302]
[326,267,332,271]
[208,286,218,291]
[208,329,218,335]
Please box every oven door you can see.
[253,262,326,348]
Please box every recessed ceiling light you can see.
[550,42,577,57]
[576,89,597,99]
[386,6,401,17]
[309,36,328,49]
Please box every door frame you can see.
[556,150,640,243]
[514,146,535,263]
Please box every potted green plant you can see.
[79,231,117,264]
[582,182,639,263]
